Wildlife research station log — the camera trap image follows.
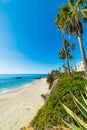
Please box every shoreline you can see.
[0,78,49,130]
[0,78,40,95]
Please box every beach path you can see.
[0,78,49,130]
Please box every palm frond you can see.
[70,44,75,50]
[77,0,86,6]
[68,0,75,7]
[81,7,87,20]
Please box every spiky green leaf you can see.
[70,92,87,120]
[81,93,87,105]
[61,118,81,130]
[62,103,87,129]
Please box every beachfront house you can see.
[77,61,85,72]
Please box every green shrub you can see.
[46,70,60,89]
[31,74,87,130]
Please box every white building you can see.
[77,61,85,72]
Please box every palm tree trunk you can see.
[64,45,71,76]
[78,36,87,77]
[62,32,71,76]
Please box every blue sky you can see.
[0,0,87,74]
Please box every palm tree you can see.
[70,44,75,51]
[69,43,77,70]
[59,40,75,75]
[59,48,66,60]
[62,64,68,73]
[55,0,87,77]
[63,40,71,76]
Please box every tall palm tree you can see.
[59,48,66,60]
[59,40,75,75]
[70,44,75,50]
[55,0,87,77]
[69,43,77,70]
[59,48,71,75]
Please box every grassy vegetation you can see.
[31,73,87,130]
[61,90,87,130]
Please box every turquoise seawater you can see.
[0,74,47,94]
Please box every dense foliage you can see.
[62,90,87,130]
[31,73,87,130]
[46,70,60,89]
[55,0,87,77]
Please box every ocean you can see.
[0,74,47,94]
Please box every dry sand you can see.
[0,78,49,130]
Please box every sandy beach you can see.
[0,78,49,130]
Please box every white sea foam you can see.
[0,78,41,95]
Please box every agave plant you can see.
[61,87,87,130]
